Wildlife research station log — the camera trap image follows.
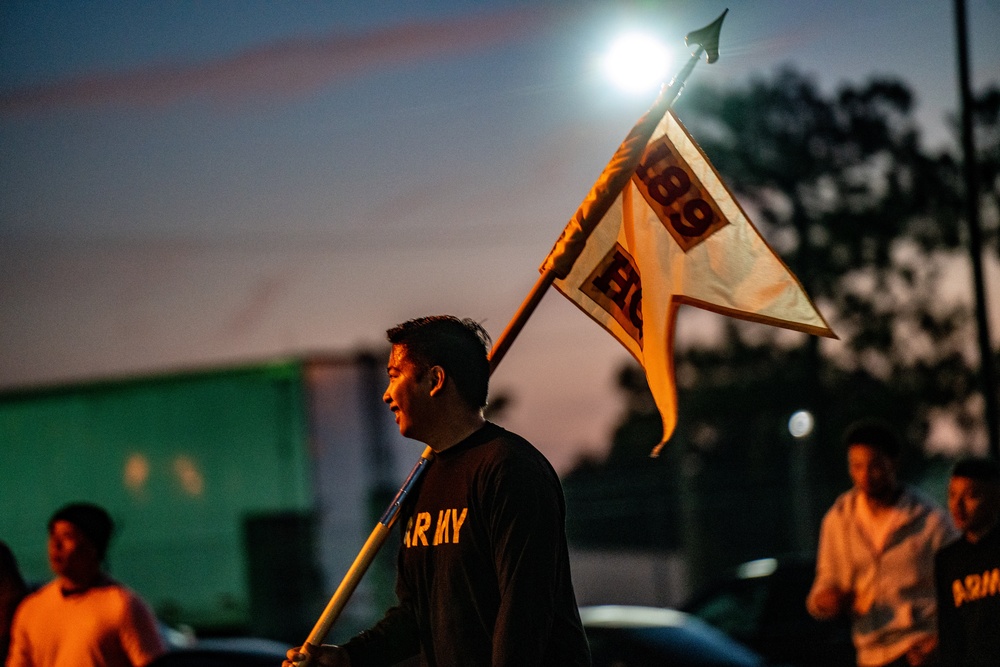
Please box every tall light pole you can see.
[954,0,999,460]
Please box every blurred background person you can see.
[934,457,1000,667]
[6,502,166,667]
[806,420,957,667]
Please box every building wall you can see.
[301,354,417,639]
[1,361,314,632]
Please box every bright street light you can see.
[601,32,671,94]
[788,410,815,439]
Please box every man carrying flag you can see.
[290,9,836,657]
[284,317,591,667]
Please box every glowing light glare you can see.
[602,33,671,93]
[737,557,778,579]
[123,453,150,493]
[173,455,205,497]
[788,410,815,439]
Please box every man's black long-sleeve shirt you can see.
[344,422,591,667]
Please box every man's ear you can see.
[427,366,446,396]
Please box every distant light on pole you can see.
[789,410,814,439]
[602,32,671,93]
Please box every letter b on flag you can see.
[581,244,643,348]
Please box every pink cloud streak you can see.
[1,8,555,114]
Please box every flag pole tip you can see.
[685,8,728,64]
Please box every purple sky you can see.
[2,0,998,473]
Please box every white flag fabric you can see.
[544,109,836,455]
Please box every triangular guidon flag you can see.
[542,109,836,456]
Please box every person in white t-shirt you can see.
[806,421,958,667]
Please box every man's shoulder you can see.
[825,488,860,517]
[11,580,61,621]
[477,423,557,476]
[26,579,62,599]
[479,422,536,454]
[981,525,1000,549]
[952,526,1000,556]
[16,580,50,603]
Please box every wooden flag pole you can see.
[296,10,727,663]
[301,445,433,655]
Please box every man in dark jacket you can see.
[285,316,591,667]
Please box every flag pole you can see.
[300,444,434,658]
[297,10,727,662]
[490,9,727,371]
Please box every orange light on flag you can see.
[543,109,837,455]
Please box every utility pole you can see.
[954,0,1000,460]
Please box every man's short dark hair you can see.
[952,457,1000,482]
[387,316,491,409]
[843,420,901,459]
[48,502,114,560]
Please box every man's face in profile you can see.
[384,344,434,441]
[948,475,999,537]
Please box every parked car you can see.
[581,604,765,667]
[152,630,290,667]
[680,555,855,667]
[151,644,288,667]
[151,646,287,667]
[152,604,766,667]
